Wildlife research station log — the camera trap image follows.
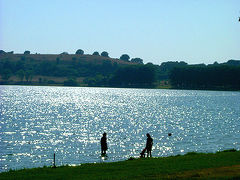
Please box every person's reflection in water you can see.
[101,132,108,156]
[146,133,153,157]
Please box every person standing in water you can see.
[101,132,108,155]
[146,133,153,157]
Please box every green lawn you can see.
[0,150,240,179]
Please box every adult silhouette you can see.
[101,132,108,155]
[146,133,153,157]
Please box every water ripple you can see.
[0,86,240,172]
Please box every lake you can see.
[0,85,239,172]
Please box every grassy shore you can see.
[0,150,240,179]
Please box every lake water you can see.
[0,85,239,172]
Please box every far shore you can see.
[1,82,240,92]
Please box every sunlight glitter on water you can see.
[0,86,240,172]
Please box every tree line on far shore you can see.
[170,64,240,90]
[0,49,240,90]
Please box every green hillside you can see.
[0,53,157,88]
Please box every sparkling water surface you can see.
[0,85,239,172]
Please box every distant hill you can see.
[0,53,153,88]
[0,53,135,65]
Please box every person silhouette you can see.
[101,132,108,155]
[146,133,153,157]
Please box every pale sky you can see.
[0,0,239,65]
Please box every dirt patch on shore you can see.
[164,165,240,179]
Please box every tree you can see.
[25,70,34,83]
[93,51,100,56]
[101,51,109,57]
[60,52,68,55]
[56,57,60,64]
[3,60,14,72]
[225,60,240,66]
[16,60,25,71]
[169,65,240,90]
[76,49,84,55]
[0,50,6,54]
[2,69,11,80]
[24,51,30,54]
[21,56,26,61]
[38,77,42,84]
[110,64,156,87]
[159,61,188,73]
[120,54,130,62]
[131,58,143,64]
[16,70,25,82]
[72,57,77,61]
[64,78,78,86]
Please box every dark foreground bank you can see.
[0,150,240,180]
